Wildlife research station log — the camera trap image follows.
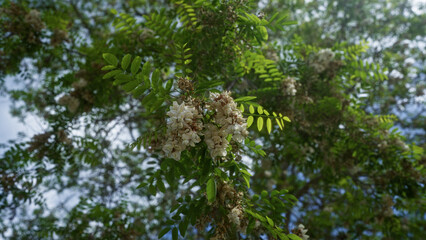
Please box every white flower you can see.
[205,91,248,158]
[312,48,335,73]
[254,220,261,228]
[297,224,310,240]
[24,10,45,31]
[312,62,326,73]
[317,48,335,64]
[162,101,203,160]
[72,79,88,89]
[227,207,243,226]
[204,124,228,158]
[58,95,80,113]
[282,77,298,96]
[264,170,272,177]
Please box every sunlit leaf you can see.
[247,116,254,128]
[266,118,272,134]
[234,96,257,102]
[257,117,264,131]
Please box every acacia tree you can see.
[0,0,424,240]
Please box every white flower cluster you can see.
[205,91,248,158]
[227,206,243,227]
[162,101,203,160]
[58,95,80,113]
[281,77,298,96]
[204,123,229,158]
[162,91,248,160]
[71,78,88,89]
[297,224,310,240]
[24,10,45,31]
[57,79,88,113]
[395,138,409,151]
[312,48,335,73]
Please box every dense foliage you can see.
[0,0,424,239]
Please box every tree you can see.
[261,0,426,144]
[0,0,424,239]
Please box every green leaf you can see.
[148,184,157,195]
[275,118,283,130]
[110,9,118,15]
[136,182,147,189]
[165,79,174,91]
[142,61,152,79]
[287,234,303,240]
[151,69,160,90]
[279,233,290,240]
[122,80,140,92]
[103,69,122,79]
[172,227,178,240]
[150,97,164,112]
[283,116,291,122]
[249,105,255,114]
[103,53,118,66]
[157,178,166,193]
[179,218,189,237]
[247,116,254,128]
[264,110,270,116]
[101,65,117,71]
[240,169,251,176]
[258,26,268,41]
[206,178,216,203]
[283,20,297,25]
[142,92,156,106]
[234,96,257,102]
[242,174,250,188]
[131,56,142,75]
[113,73,133,85]
[131,84,148,98]
[121,54,132,71]
[257,117,264,131]
[239,104,245,112]
[266,216,274,226]
[266,118,272,134]
[257,106,263,114]
[158,227,171,239]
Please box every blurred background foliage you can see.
[0,0,424,239]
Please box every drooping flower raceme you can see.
[227,206,243,227]
[281,76,298,96]
[312,48,335,73]
[317,48,335,64]
[206,91,248,158]
[204,124,229,158]
[162,101,203,160]
[296,224,310,240]
[58,95,80,113]
[162,91,248,160]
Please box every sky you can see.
[0,77,46,151]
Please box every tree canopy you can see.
[0,0,424,239]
